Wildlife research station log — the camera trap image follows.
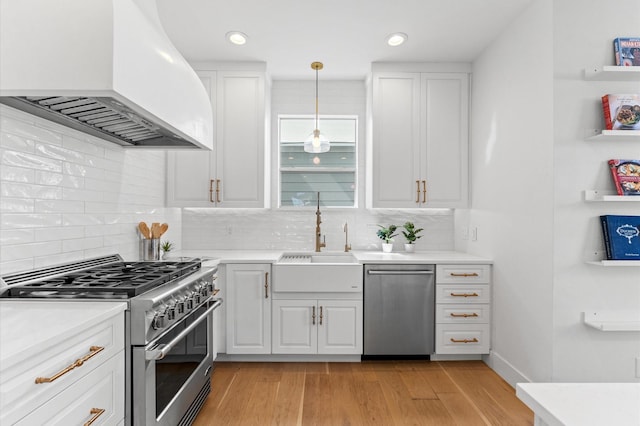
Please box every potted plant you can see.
[402,222,423,252]
[160,240,173,260]
[376,225,398,253]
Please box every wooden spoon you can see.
[138,222,150,239]
[159,223,169,237]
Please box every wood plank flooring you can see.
[193,361,533,425]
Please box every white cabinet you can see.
[0,302,126,425]
[435,264,491,354]
[225,264,271,354]
[368,71,469,208]
[167,69,268,208]
[272,299,363,355]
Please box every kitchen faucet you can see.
[315,192,326,252]
[343,222,351,252]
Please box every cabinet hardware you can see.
[422,180,427,203]
[215,179,221,203]
[264,272,269,299]
[213,288,220,296]
[35,346,104,384]
[450,292,479,297]
[450,313,479,318]
[319,306,323,325]
[209,179,215,203]
[450,272,479,277]
[312,306,316,325]
[84,408,105,426]
[450,338,479,343]
[416,180,420,203]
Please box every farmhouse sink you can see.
[273,252,363,292]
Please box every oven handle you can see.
[145,299,222,361]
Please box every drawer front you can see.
[435,324,490,354]
[436,304,490,324]
[1,314,124,424]
[436,284,490,304]
[16,351,125,425]
[436,265,491,284]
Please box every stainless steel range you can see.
[0,254,222,426]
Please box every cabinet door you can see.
[317,300,363,355]
[272,300,317,354]
[421,73,469,208]
[166,71,217,207]
[216,71,266,208]
[370,73,422,208]
[225,264,271,354]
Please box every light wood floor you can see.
[193,361,533,425]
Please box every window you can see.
[279,115,357,208]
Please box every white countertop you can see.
[0,301,127,368]
[516,382,640,426]
[177,249,492,265]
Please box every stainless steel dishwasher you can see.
[363,264,435,357]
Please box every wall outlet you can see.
[636,357,640,378]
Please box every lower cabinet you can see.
[272,299,363,355]
[225,264,272,354]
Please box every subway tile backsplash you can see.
[0,105,181,275]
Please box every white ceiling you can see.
[156,0,533,80]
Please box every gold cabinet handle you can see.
[312,306,316,325]
[415,180,420,203]
[84,408,105,426]
[450,272,479,277]
[421,180,427,203]
[35,346,104,384]
[319,306,323,325]
[450,338,479,343]
[264,272,269,299]
[213,288,220,296]
[215,179,221,203]
[450,292,479,298]
[450,312,479,318]
[209,179,215,203]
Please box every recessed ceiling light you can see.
[386,32,408,47]
[226,31,248,45]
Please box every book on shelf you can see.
[599,215,640,260]
[601,94,640,130]
[608,159,640,196]
[613,37,640,66]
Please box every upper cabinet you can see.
[167,67,269,208]
[367,70,469,208]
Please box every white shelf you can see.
[584,65,640,81]
[584,190,640,202]
[583,311,640,331]
[585,129,640,141]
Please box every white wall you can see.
[0,105,181,275]
[461,0,640,384]
[182,80,456,252]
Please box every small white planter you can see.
[404,243,415,253]
[382,243,393,253]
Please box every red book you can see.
[608,159,640,196]
[601,94,640,130]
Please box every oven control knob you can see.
[166,306,176,321]
[185,297,194,311]
[200,284,210,297]
[176,300,185,314]
[152,314,167,330]
[193,292,202,305]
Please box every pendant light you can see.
[304,62,330,153]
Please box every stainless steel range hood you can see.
[0,0,213,150]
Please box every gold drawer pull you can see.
[450,338,479,343]
[319,306,323,325]
[312,306,316,325]
[215,179,221,203]
[264,272,269,299]
[450,313,479,318]
[421,180,427,203]
[450,292,479,297]
[415,180,420,203]
[213,288,220,296]
[84,408,105,426]
[35,346,104,384]
[209,179,215,203]
[450,273,479,277]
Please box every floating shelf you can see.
[584,190,640,202]
[584,66,640,81]
[587,260,640,266]
[584,311,640,331]
[585,129,640,141]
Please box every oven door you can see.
[133,299,222,426]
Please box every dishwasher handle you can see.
[367,270,434,275]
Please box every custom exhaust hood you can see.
[0,0,213,149]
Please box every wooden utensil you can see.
[138,222,150,239]
[150,223,160,239]
[159,223,169,237]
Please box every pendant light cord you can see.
[315,67,319,130]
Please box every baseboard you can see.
[216,353,362,362]
[486,350,531,388]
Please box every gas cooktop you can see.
[0,256,201,299]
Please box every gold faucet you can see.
[315,192,326,252]
[343,222,351,252]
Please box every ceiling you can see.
[156,0,533,80]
